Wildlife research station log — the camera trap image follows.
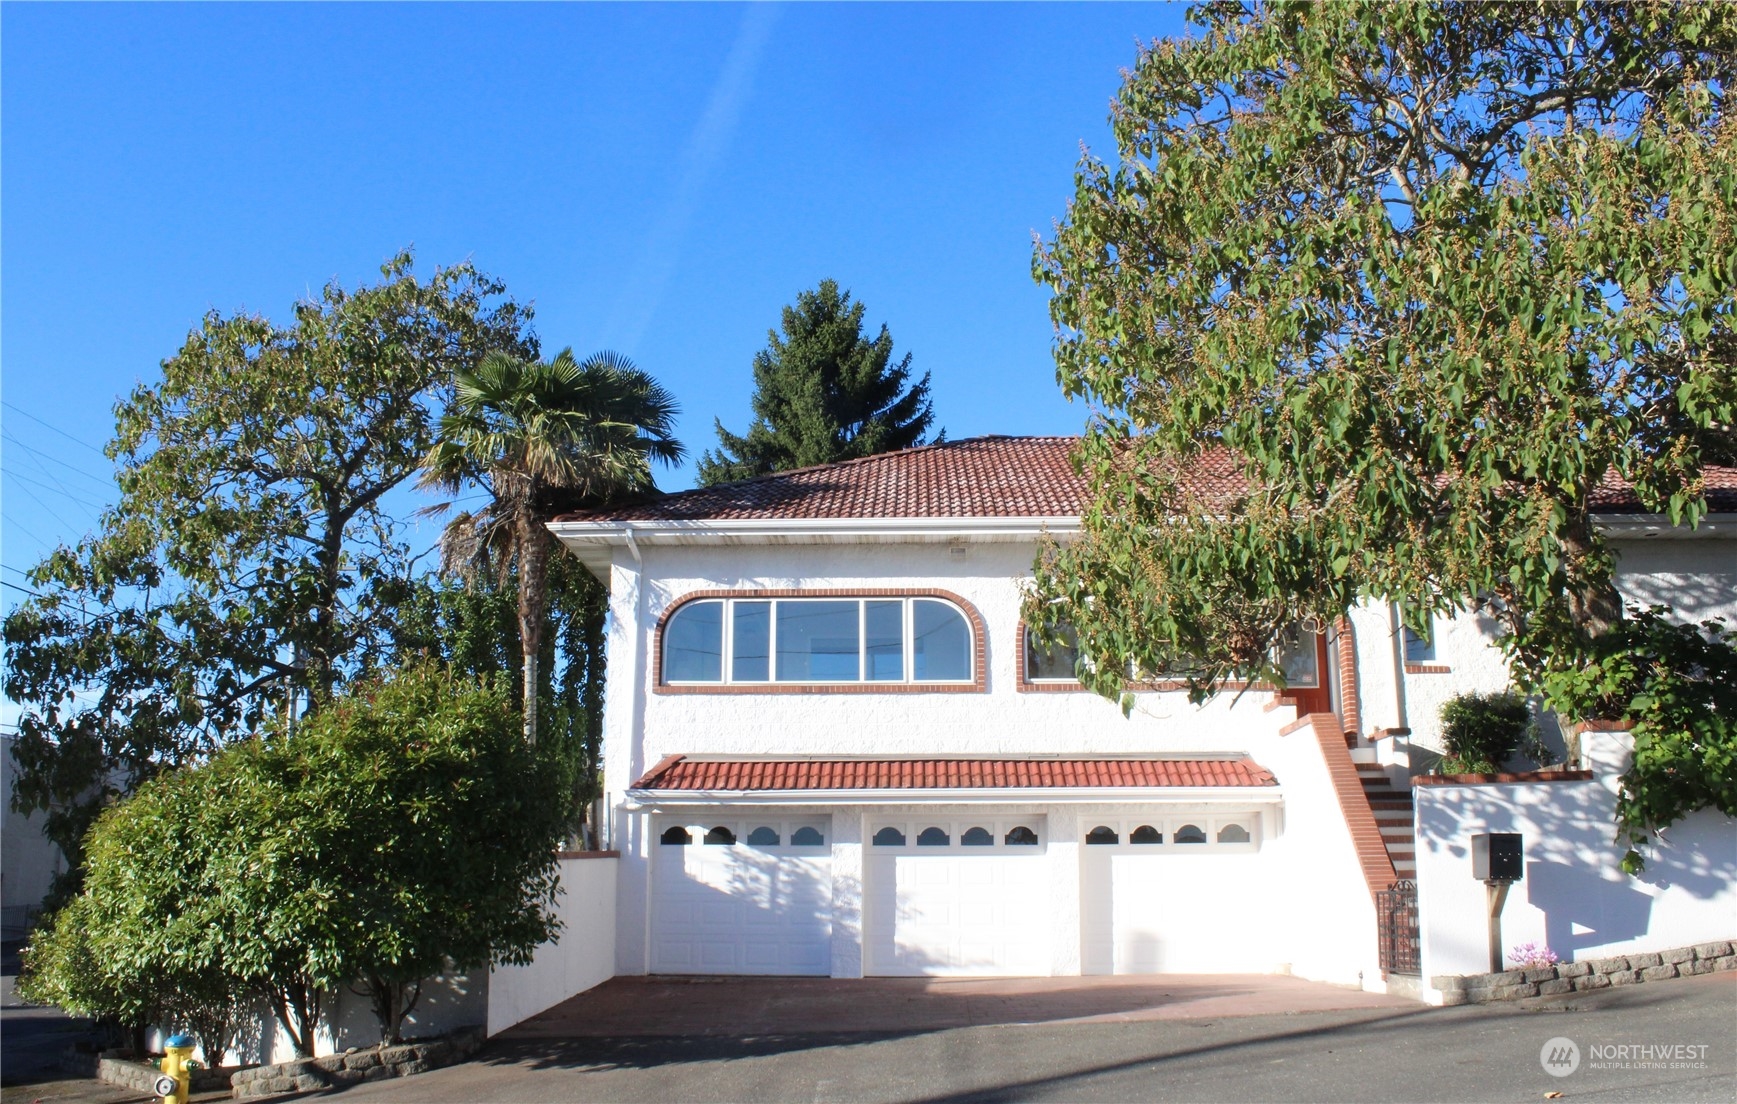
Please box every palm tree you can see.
[420,348,682,744]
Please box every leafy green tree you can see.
[4,251,533,888]
[254,664,565,1044]
[698,280,939,485]
[19,740,263,1058]
[1025,3,1736,855]
[1531,608,1737,871]
[420,348,682,746]
[390,554,609,837]
[21,666,565,1054]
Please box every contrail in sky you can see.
[601,4,779,353]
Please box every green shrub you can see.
[20,664,565,1055]
[1439,690,1535,774]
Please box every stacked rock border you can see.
[63,1050,241,1096]
[229,1027,485,1100]
[1433,940,1735,1004]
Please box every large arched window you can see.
[661,594,976,686]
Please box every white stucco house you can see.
[546,436,1737,992]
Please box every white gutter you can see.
[548,516,1082,545]
[551,511,1730,547]
[1594,513,1735,538]
[623,786,1284,809]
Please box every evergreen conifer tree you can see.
[698,280,938,485]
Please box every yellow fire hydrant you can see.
[154,1033,195,1104]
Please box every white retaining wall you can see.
[1414,729,1737,997]
[486,853,618,1036]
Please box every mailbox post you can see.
[1471,833,1523,973]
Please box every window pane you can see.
[961,827,994,846]
[1403,622,1435,663]
[660,826,691,846]
[1086,825,1119,845]
[776,601,861,681]
[790,826,825,847]
[747,826,780,846]
[865,600,904,681]
[1004,826,1039,846]
[1277,627,1319,688]
[1217,823,1251,844]
[732,601,771,681]
[664,602,723,682]
[1175,824,1206,844]
[705,826,737,846]
[873,826,906,846]
[1130,825,1162,845]
[1026,623,1080,681]
[917,827,950,846]
[913,600,970,681]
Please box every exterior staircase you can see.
[1355,761,1416,879]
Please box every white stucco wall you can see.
[1347,534,1736,760]
[598,538,1381,985]
[1414,730,1737,992]
[487,854,619,1036]
[2,735,66,936]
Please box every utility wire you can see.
[7,471,108,512]
[2,433,116,487]
[7,479,87,539]
[2,401,108,455]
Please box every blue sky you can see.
[2,2,1188,601]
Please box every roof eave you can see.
[623,785,1284,808]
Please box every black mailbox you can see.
[1471,833,1523,882]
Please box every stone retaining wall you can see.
[228,1026,483,1100]
[62,1050,243,1095]
[1432,941,1735,1004]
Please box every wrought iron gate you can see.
[1377,878,1420,976]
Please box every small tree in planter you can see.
[1439,691,1538,774]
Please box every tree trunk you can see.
[1561,513,1623,637]
[517,515,550,746]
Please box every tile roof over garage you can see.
[630,756,1279,791]
[553,436,1737,523]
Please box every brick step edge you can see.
[229,1026,485,1100]
[1432,941,1736,1004]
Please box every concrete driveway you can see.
[329,973,1736,1103]
[506,973,1418,1037]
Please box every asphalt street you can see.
[329,973,1735,1104]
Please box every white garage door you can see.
[1080,813,1274,974]
[866,817,1051,976]
[652,817,832,975]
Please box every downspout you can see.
[1387,602,1410,731]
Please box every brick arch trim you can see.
[653,588,988,695]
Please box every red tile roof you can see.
[554,436,1737,523]
[630,756,1279,791]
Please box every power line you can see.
[2,401,109,455]
[8,479,87,539]
[1,512,54,553]
[2,433,116,487]
[7,470,109,512]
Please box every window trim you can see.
[1071,815,1260,853]
[655,589,987,694]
